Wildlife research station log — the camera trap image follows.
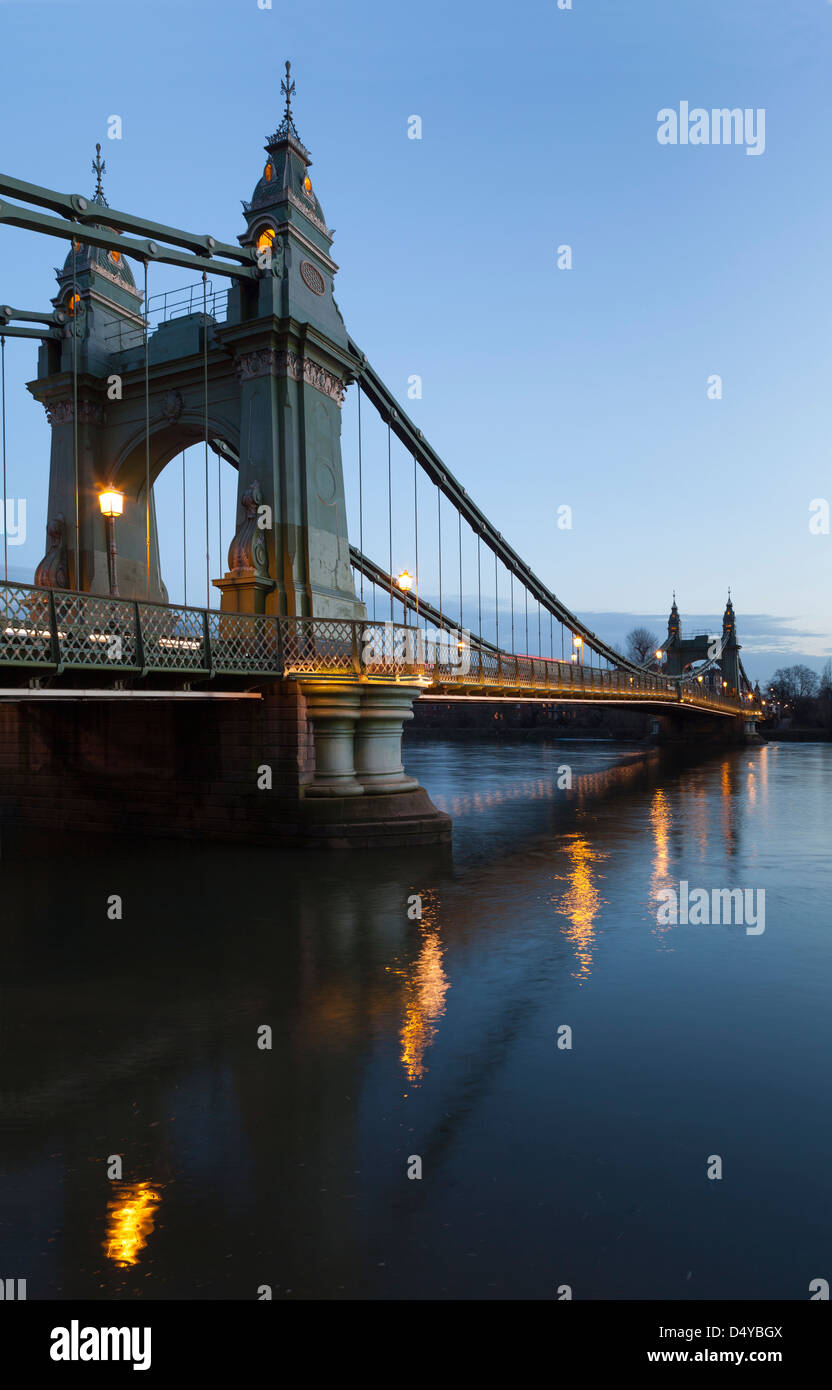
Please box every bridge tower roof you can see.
[52,144,142,324]
[667,591,681,642]
[240,60,333,254]
[722,590,740,651]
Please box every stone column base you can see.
[355,685,421,793]
[301,682,364,797]
[213,572,276,614]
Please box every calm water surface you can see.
[0,736,829,1300]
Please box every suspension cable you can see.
[203,271,209,608]
[458,509,463,632]
[387,422,393,621]
[1,334,6,583]
[437,485,442,626]
[413,453,419,631]
[182,449,187,606]
[357,388,364,602]
[510,572,514,652]
[144,260,150,599]
[72,241,79,588]
[494,551,499,649]
[477,534,482,641]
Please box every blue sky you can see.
[0,0,830,680]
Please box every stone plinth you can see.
[301,683,364,797]
[354,686,421,793]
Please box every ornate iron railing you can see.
[0,581,282,679]
[0,582,761,715]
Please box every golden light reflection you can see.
[649,787,676,940]
[390,894,450,1086]
[552,834,607,982]
[103,1181,161,1267]
[650,788,671,890]
[720,758,736,852]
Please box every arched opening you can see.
[110,417,242,609]
[154,443,238,608]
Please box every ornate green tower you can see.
[30,146,167,597]
[215,62,365,619]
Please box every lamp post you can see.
[99,489,124,597]
[573,634,583,665]
[396,569,416,627]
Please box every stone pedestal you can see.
[213,573,276,615]
[355,686,420,793]
[301,683,364,797]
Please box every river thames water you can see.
[0,736,829,1300]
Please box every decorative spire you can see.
[265,59,305,150]
[92,142,108,206]
[281,60,296,132]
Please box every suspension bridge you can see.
[0,65,762,845]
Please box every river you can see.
[0,736,828,1300]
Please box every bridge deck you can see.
[0,582,760,716]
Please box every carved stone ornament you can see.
[34,513,70,590]
[45,399,73,426]
[161,388,184,422]
[301,356,345,405]
[234,350,345,405]
[300,260,325,295]
[235,349,277,382]
[227,480,269,577]
[44,398,105,426]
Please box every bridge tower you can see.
[28,71,365,621]
[216,62,364,619]
[29,148,168,598]
[720,592,741,695]
[664,593,683,675]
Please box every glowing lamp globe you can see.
[99,490,124,519]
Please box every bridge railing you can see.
[276,617,753,712]
[0,584,758,713]
[0,581,283,679]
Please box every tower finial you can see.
[92,142,108,206]
[281,59,297,134]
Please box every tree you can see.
[819,660,832,732]
[625,626,660,664]
[767,664,821,726]
[768,665,819,701]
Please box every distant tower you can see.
[720,592,740,694]
[664,593,682,675]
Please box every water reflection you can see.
[103,1181,161,1268]
[1,738,825,1301]
[649,787,674,942]
[552,834,607,981]
[390,893,450,1086]
[720,758,737,854]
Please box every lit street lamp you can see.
[99,488,124,597]
[396,569,417,626]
